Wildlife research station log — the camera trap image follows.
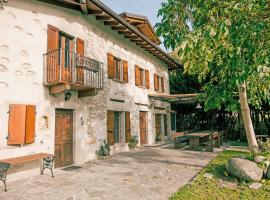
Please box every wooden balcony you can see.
[43,49,104,97]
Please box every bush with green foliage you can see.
[96,140,110,157]
[155,134,162,142]
[128,135,138,149]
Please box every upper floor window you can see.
[154,74,165,93]
[107,53,128,83]
[135,65,150,89]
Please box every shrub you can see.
[128,135,138,149]
[155,134,162,141]
[96,140,110,157]
[258,138,270,153]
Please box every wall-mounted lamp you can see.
[64,91,72,101]
[196,102,202,109]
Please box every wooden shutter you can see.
[25,105,36,144]
[161,77,164,93]
[145,69,150,89]
[76,38,84,84]
[8,104,27,145]
[154,74,159,91]
[135,65,140,86]
[107,53,114,79]
[123,60,128,83]
[107,110,114,145]
[125,112,131,143]
[47,25,59,82]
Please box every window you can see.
[7,104,36,145]
[114,111,121,143]
[171,113,176,131]
[135,65,150,89]
[107,110,131,145]
[154,74,165,93]
[107,53,128,83]
[114,58,122,81]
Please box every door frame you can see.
[54,108,75,168]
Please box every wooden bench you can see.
[0,153,55,192]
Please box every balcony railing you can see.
[43,49,104,90]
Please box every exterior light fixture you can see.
[64,91,72,101]
[196,102,202,109]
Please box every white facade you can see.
[0,0,175,169]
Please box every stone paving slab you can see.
[0,146,221,200]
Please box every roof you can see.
[119,12,161,45]
[37,0,181,69]
[148,93,199,104]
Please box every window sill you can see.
[137,85,148,89]
[111,78,126,84]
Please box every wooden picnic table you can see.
[187,131,212,151]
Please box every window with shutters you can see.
[107,53,128,83]
[171,113,176,131]
[154,74,165,93]
[7,104,36,145]
[107,110,131,145]
[135,65,150,89]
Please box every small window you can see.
[171,113,176,131]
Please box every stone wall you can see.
[0,0,174,166]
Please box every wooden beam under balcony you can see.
[49,83,96,95]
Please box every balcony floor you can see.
[44,82,97,97]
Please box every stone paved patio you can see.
[0,145,221,200]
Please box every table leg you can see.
[41,156,56,178]
[189,138,200,150]
[0,162,10,192]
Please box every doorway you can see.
[55,109,73,168]
[139,111,147,145]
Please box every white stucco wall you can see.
[0,0,173,166]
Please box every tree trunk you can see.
[239,82,258,153]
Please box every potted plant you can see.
[128,135,139,150]
[96,139,111,159]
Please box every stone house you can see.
[0,0,179,172]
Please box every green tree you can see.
[157,0,270,152]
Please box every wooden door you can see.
[139,112,147,145]
[155,114,162,138]
[55,109,73,168]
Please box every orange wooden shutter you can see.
[107,53,114,79]
[107,110,114,145]
[76,38,84,84]
[8,104,27,145]
[154,74,159,91]
[145,69,150,89]
[25,105,36,144]
[123,60,128,83]
[135,65,140,86]
[47,25,59,82]
[125,112,131,143]
[161,77,164,93]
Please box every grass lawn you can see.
[171,150,270,200]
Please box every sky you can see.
[101,0,166,50]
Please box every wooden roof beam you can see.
[104,20,119,26]
[96,15,112,20]
[112,26,126,31]
[88,10,104,15]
